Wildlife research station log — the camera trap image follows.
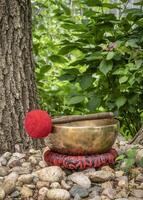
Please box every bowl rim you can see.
[53,118,119,130]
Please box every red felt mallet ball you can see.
[24,110,52,138]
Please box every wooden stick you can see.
[52,112,114,124]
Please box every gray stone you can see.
[68,172,91,189]
[47,189,70,200]
[70,185,89,198]
[10,190,20,198]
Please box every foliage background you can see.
[32,0,143,138]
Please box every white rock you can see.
[0,187,5,200]
[118,176,128,188]
[50,182,61,189]
[61,180,71,190]
[68,172,91,189]
[2,152,11,160]
[39,187,48,196]
[102,188,116,199]
[20,185,33,198]
[37,166,65,182]
[47,189,70,200]
[18,174,33,184]
[2,172,18,195]
[36,181,49,189]
[39,161,47,168]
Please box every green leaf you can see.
[79,75,93,90]
[87,96,101,111]
[58,46,77,55]
[86,52,104,61]
[99,60,113,76]
[106,52,115,60]
[84,0,102,7]
[135,59,143,69]
[68,96,85,105]
[49,55,68,63]
[119,76,128,84]
[116,154,126,161]
[59,74,75,81]
[125,39,139,48]
[113,68,128,75]
[126,148,137,158]
[116,96,127,108]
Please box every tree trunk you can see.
[130,125,143,144]
[0,0,44,153]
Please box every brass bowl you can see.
[45,118,118,155]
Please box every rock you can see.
[37,166,65,182]
[115,171,124,178]
[47,189,70,200]
[115,199,128,200]
[70,185,89,198]
[29,149,41,154]
[29,156,38,165]
[18,174,33,184]
[20,185,33,198]
[0,187,5,200]
[38,187,48,200]
[118,176,128,188]
[2,152,12,160]
[83,168,96,176]
[10,190,20,198]
[101,166,115,173]
[39,161,47,168]
[89,170,114,182]
[7,156,23,168]
[36,181,49,189]
[102,188,116,199]
[13,153,26,159]
[61,180,71,190]
[89,185,102,194]
[0,166,9,176]
[11,166,32,175]
[136,174,143,182]
[0,157,7,166]
[136,149,143,162]
[90,197,101,200]
[131,189,143,198]
[74,193,81,200]
[88,196,101,200]
[2,172,18,195]
[68,172,91,189]
[102,181,113,189]
[50,182,61,189]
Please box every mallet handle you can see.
[52,112,114,124]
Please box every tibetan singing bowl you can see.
[45,118,118,155]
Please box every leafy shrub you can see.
[32,0,143,137]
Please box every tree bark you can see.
[0,0,44,153]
